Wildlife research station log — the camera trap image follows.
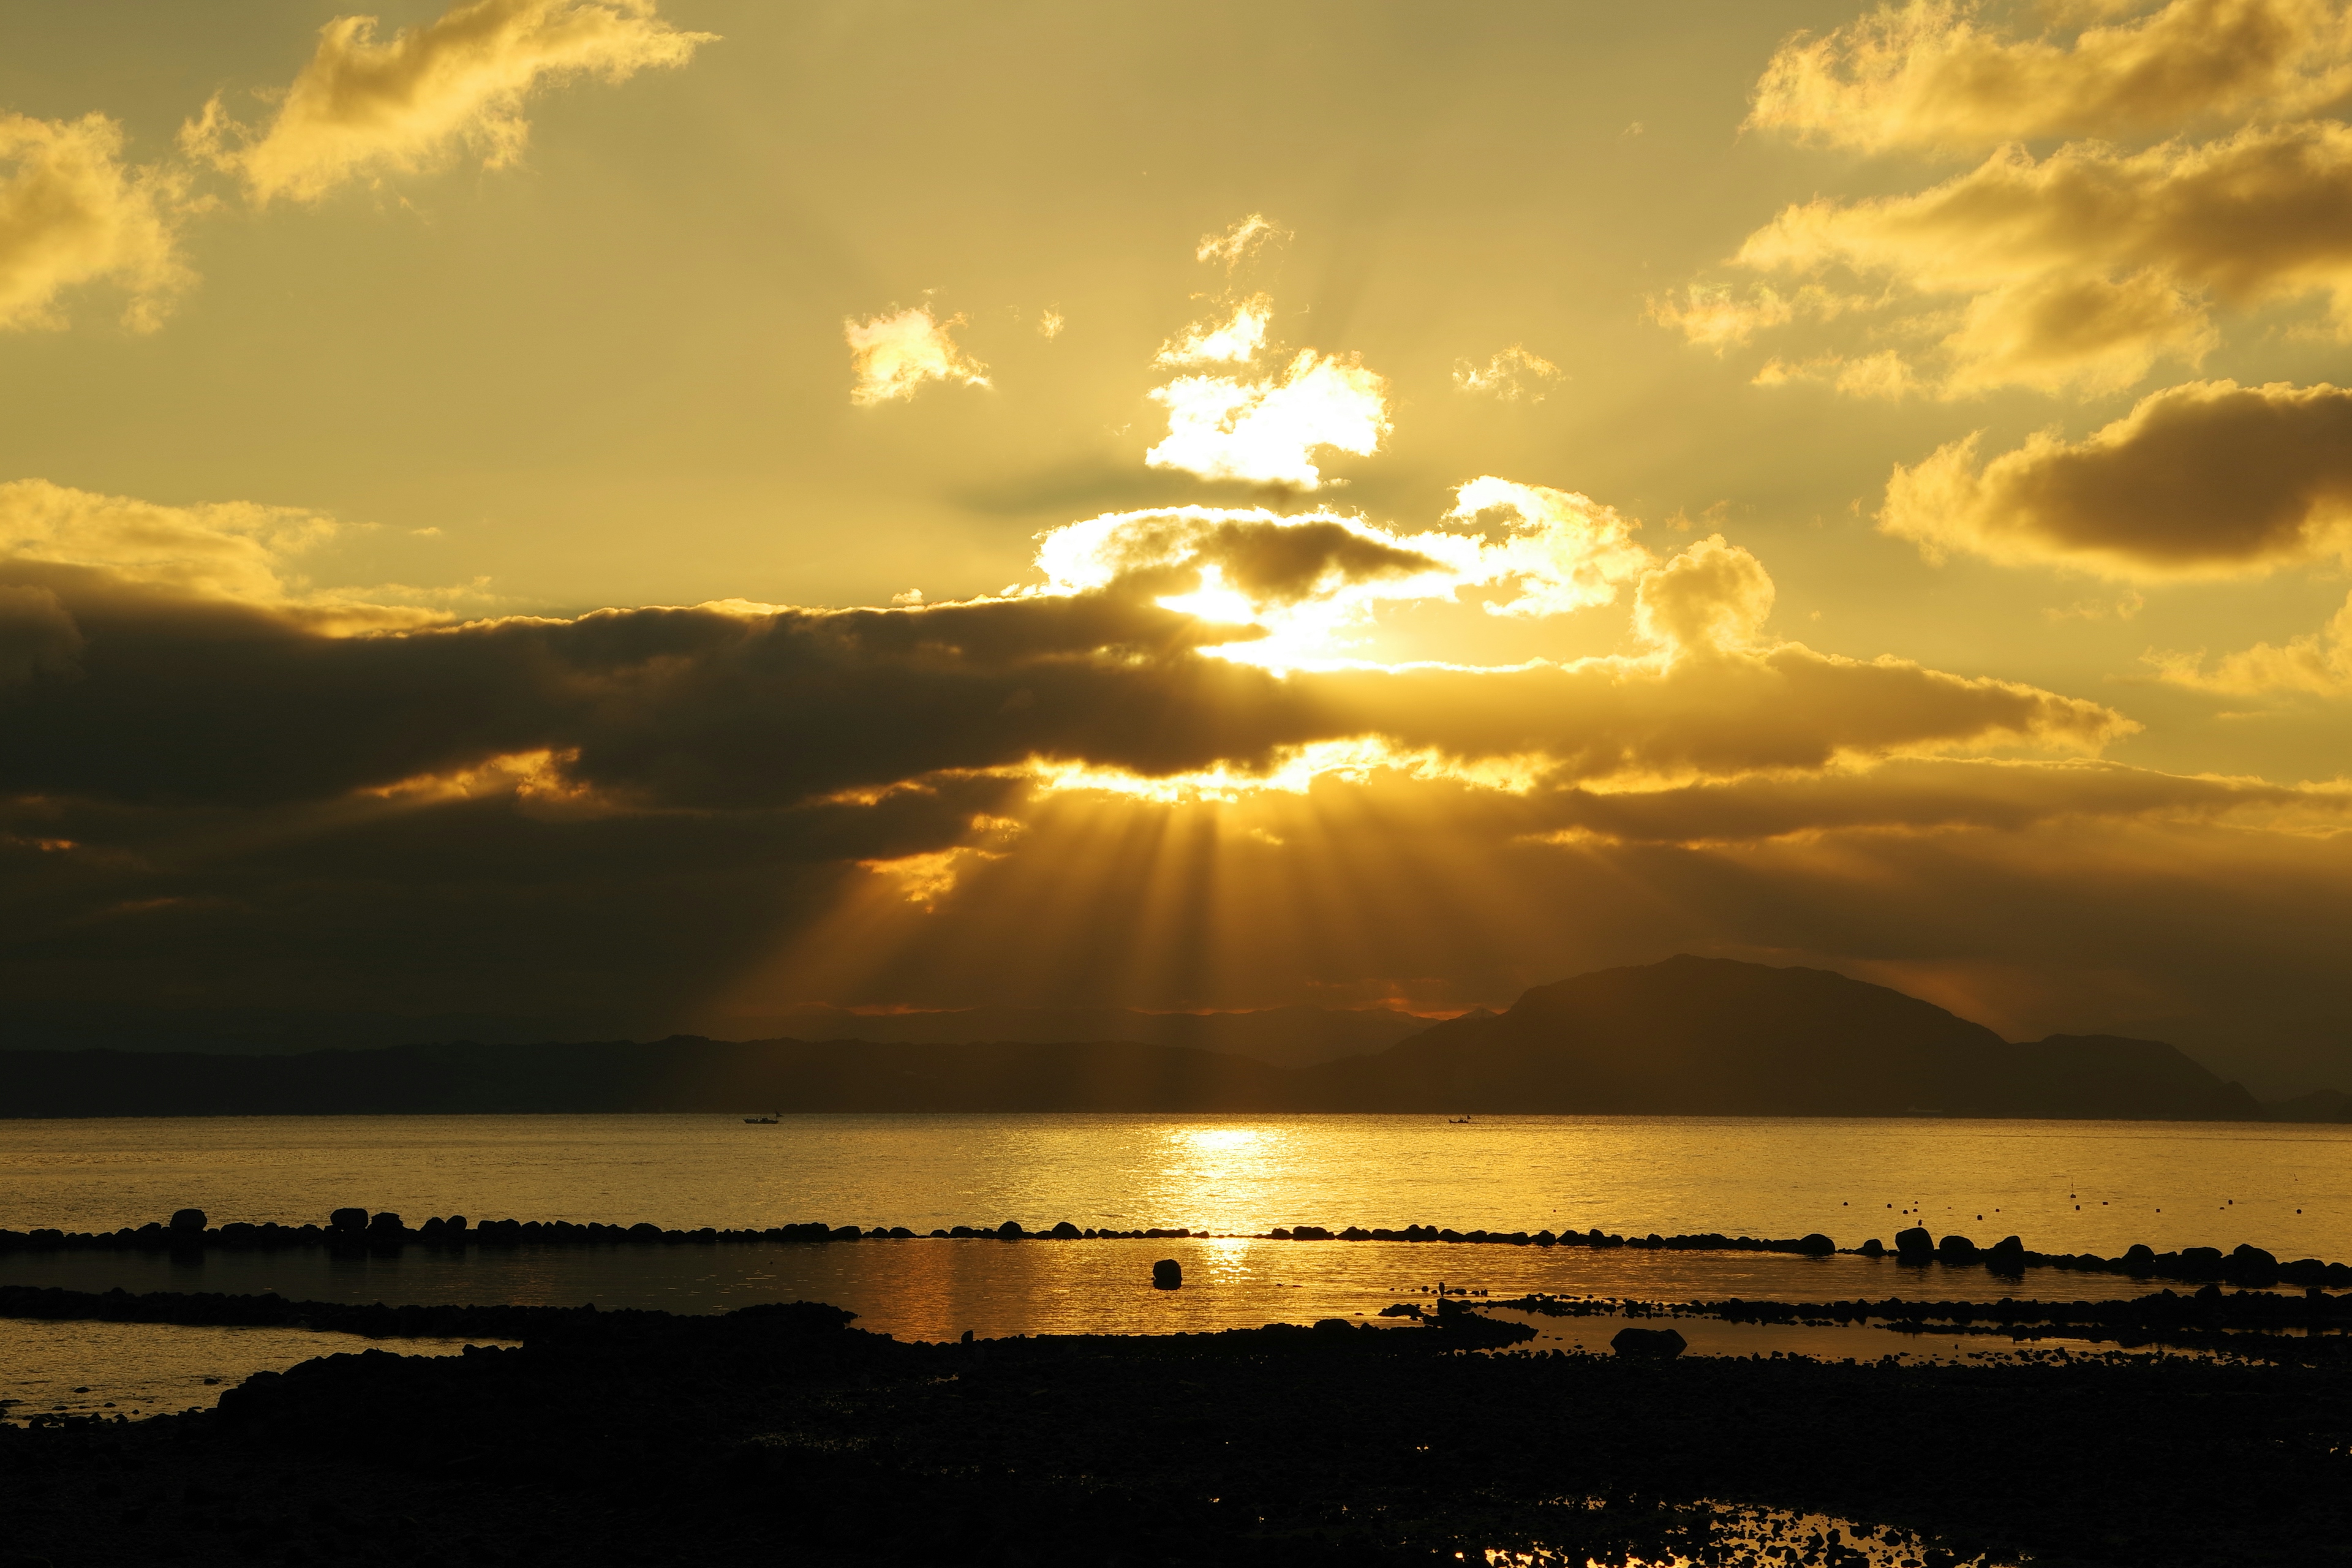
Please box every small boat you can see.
[742,1114,779,1125]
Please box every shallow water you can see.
[0,1236,2214,1340]
[0,1319,506,1422]
[4,1114,2344,1260]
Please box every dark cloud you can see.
[1883,379,2352,575]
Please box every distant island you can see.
[1,956,2331,1120]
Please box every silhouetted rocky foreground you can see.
[3,1289,2350,1566]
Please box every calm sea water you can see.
[3,1114,2341,1257]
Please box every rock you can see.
[1049,1221,1080,1239]
[168,1208,206,1233]
[1311,1318,1353,1333]
[2228,1244,2280,1287]
[1986,1235,2026,1273]
[1610,1326,1688,1357]
[1937,1234,1978,1264]
[2177,1246,2225,1280]
[996,1221,1025,1239]
[1796,1233,1834,1256]
[1894,1226,1934,1262]
[1291,1226,1333,1241]
[1859,1238,1885,1258]
[329,1208,368,1232]
[1152,1259,1182,1289]
[368,1212,404,1234]
[2122,1243,2156,1270]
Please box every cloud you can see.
[845,306,992,406]
[1749,0,2352,153]
[1452,345,1562,401]
[1752,349,1923,399]
[0,472,2129,815]
[1196,213,1286,270]
[0,585,84,685]
[1028,481,1654,667]
[184,0,711,206]
[1155,296,1272,366]
[0,113,192,333]
[1882,380,2352,576]
[1685,119,2352,396]
[0,477,462,630]
[2149,587,2352,693]
[1147,350,1390,488]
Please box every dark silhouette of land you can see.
[0,956,2287,1119]
[1,1286,2348,1566]
[0,1000,1431,1068]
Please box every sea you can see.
[2,1113,2345,1414]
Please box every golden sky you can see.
[4,0,2351,1090]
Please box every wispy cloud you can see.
[1452,345,1562,401]
[0,113,193,333]
[2150,589,2352,694]
[845,306,992,406]
[1751,0,2352,153]
[184,0,712,205]
[1196,213,1286,271]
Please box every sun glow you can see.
[1028,741,1551,802]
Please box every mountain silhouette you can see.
[0,956,2268,1119]
[1311,956,2261,1118]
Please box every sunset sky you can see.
[6,0,2352,1090]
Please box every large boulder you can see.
[1610,1326,1688,1357]
[1937,1234,1978,1264]
[1986,1235,2026,1273]
[1894,1226,1934,1263]
[328,1207,368,1232]
[168,1208,206,1233]
[2227,1244,2280,1287]
[1796,1233,1834,1256]
[1152,1259,1182,1289]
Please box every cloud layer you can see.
[23,480,2352,1084]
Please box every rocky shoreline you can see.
[6,1208,2343,1290]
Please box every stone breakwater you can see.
[1,1211,2344,1288]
